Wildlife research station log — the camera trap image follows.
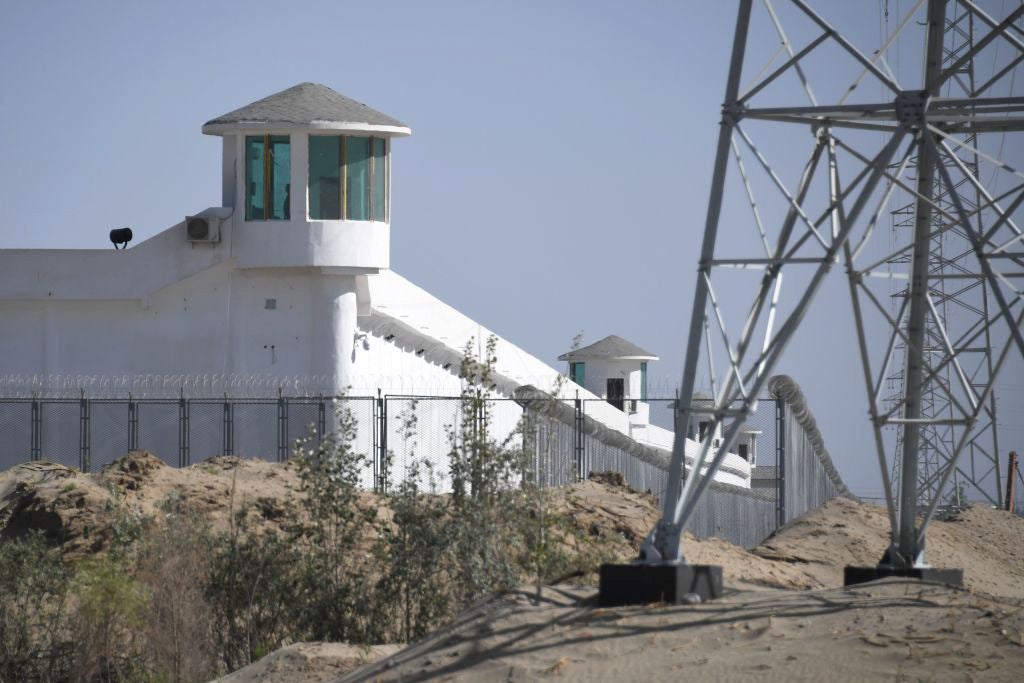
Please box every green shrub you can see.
[71,556,149,682]
[290,398,383,643]
[0,533,74,682]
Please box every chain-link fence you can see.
[0,378,852,549]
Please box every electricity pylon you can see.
[639,0,1024,573]
[888,3,1006,510]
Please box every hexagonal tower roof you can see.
[558,335,658,362]
[202,82,411,136]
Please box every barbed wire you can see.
[0,373,690,400]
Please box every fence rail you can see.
[0,378,852,549]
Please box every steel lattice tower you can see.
[637,0,1024,571]
[887,4,1006,509]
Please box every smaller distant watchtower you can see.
[559,335,657,414]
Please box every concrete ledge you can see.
[599,563,723,606]
[844,566,963,587]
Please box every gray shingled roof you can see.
[203,82,408,131]
[558,335,658,361]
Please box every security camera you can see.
[354,332,370,351]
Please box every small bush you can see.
[135,501,217,682]
[291,399,381,643]
[0,533,73,682]
[71,556,148,682]
[206,507,304,673]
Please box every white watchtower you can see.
[202,83,411,391]
[559,335,657,419]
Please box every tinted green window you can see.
[570,362,585,387]
[346,136,371,221]
[372,137,387,221]
[640,362,648,401]
[245,136,265,220]
[309,136,341,220]
[269,135,290,220]
[246,135,290,220]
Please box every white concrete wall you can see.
[575,357,644,404]
[0,260,363,393]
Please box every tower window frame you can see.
[569,362,585,387]
[245,134,291,221]
[308,134,389,222]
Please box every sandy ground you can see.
[754,497,1024,598]
[215,643,402,683]
[341,581,1024,682]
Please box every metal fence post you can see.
[178,395,189,468]
[79,390,90,472]
[377,394,389,492]
[222,395,233,456]
[1007,451,1019,512]
[776,397,786,527]
[372,391,381,488]
[31,398,41,461]
[317,393,326,447]
[574,394,584,482]
[127,395,138,452]
[277,390,288,462]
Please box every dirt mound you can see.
[550,478,821,590]
[98,449,165,490]
[0,451,305,558]
[2,455,1019,598]
[754,497,1024,598]
[587,470,627,488]
[216,642,401,683]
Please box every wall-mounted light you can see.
[416,349,425,356]
[384,334,395,342]
[109,227,133,249]
[442,362,452,370]
[354,332,370,351]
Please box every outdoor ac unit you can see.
[185,214,221,243]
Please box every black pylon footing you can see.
[844,566,963,587]
[598,563,723,606]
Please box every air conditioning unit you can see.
[185,214,221,243]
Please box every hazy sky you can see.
[1,0,1021,499]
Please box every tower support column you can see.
[313,272,358,396]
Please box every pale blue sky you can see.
[1,0,1021,498]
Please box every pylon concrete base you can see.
[598,563,723,606]
[843,565,963,587]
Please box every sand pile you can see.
[216,643,401,683]
[0,451,305,557]
[754,497,1024,598]
[2,454,1020,599]
[551,478,821,590]
[0,455,816,589]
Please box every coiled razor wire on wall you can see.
[0,374,697,401]
[0,374,339,399]
[768,374,856,525]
